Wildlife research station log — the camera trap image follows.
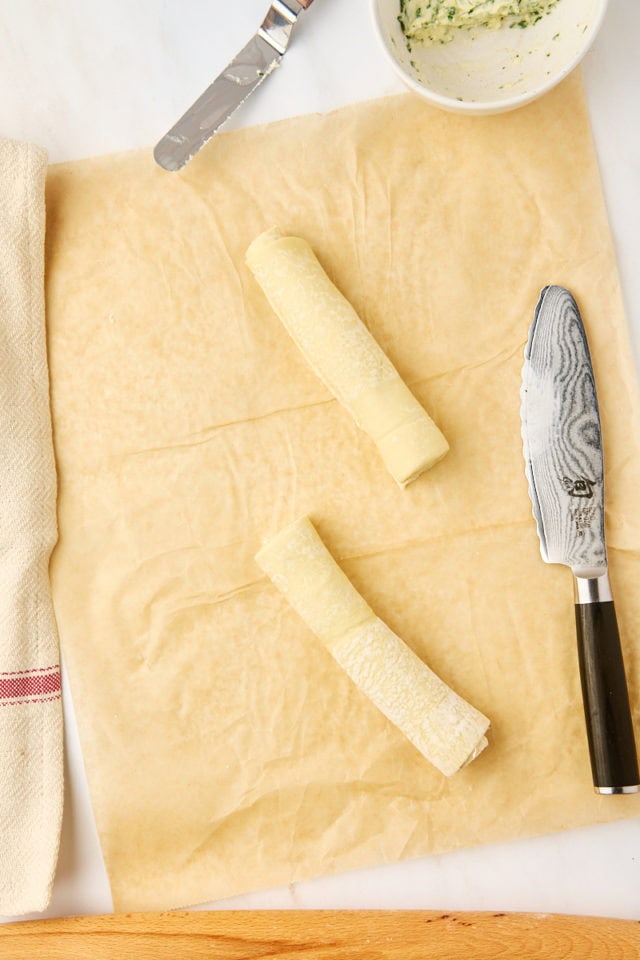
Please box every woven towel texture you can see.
[0,138,63,916]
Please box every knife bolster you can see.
[573,572,612,605]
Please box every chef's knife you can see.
[154,0,315,172]
[521,285,639,794]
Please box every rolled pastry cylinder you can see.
[256,517,489,777]
[246,228,449,486]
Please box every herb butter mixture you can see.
[399,0,560,45]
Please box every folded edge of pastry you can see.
[246,228,449,486]
[255,516,489,777]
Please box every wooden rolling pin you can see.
[0,910,639,958]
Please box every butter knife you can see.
[154,0,315,171]
[521,285,639,794]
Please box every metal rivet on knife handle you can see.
[153,0,316,172]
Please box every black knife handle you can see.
[575,580,639,793]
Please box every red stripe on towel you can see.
[0,695,61,708]
[0,669,61,700]
[0,664,59,676]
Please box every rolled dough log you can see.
[246,228,449,486]
[256,517,489,777]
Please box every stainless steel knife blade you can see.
[521,285,606,578]
[154,0,314,172]
[521,285,639,794]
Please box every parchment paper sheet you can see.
[45,72,640,911]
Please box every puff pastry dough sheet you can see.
[45,73,640,912]
[256,517,489,777]
[246,228,449,485]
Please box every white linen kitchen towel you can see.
[0,138,63,915]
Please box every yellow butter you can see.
[400,0,560,45]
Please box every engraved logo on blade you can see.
[571,504,597,538]
[563,476,599,541]
[562,476,596,499]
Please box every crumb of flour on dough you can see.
[398,0,561,46]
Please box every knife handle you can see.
[574,574,639,794]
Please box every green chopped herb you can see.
[399,0,560,45]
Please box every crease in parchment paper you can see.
[45,72,640,911]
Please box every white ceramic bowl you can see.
[370,0,609,114]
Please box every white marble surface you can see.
[1,0,640,922]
